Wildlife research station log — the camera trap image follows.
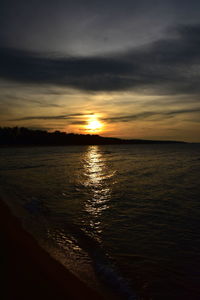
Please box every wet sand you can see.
[0,199,103,300]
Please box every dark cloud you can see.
[0,47,132,91]
[0,95,61,107]
[10,113,93,121]
[1,0,200,56]
[69,120,87,125]
[9,107,200,124]
[102,108,200,123]
[0,23,200,94]
[0,0,182,54]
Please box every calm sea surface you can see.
[0,144,200,299]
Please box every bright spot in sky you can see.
[87,119,103,131]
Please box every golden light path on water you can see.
[82,146,115,236]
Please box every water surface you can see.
[0,144,200,299]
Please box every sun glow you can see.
[87,118,103,132]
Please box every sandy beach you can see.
[0,199,103,300]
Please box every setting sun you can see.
[87,119,103,131]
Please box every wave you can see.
[0,164,57,171]
[0,164,45,171]
[48,219,138,300]
[94,257,137,300]
[75,229,137,299]
[20,191,138,300]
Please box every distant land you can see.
[0,127,186,146]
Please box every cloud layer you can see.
[1,24,200,94]
[9,107,200,124]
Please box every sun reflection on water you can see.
[82,146,114,236]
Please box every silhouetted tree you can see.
[0,127,185,146]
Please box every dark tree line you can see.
[0,127,184,146]
[0,127,121,146]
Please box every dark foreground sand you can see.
[0,199,103,300]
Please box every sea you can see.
[0,144,200,299]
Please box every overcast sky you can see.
[0,0,200,141]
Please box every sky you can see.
[0,0,200,142]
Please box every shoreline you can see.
[0,199,103,300]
